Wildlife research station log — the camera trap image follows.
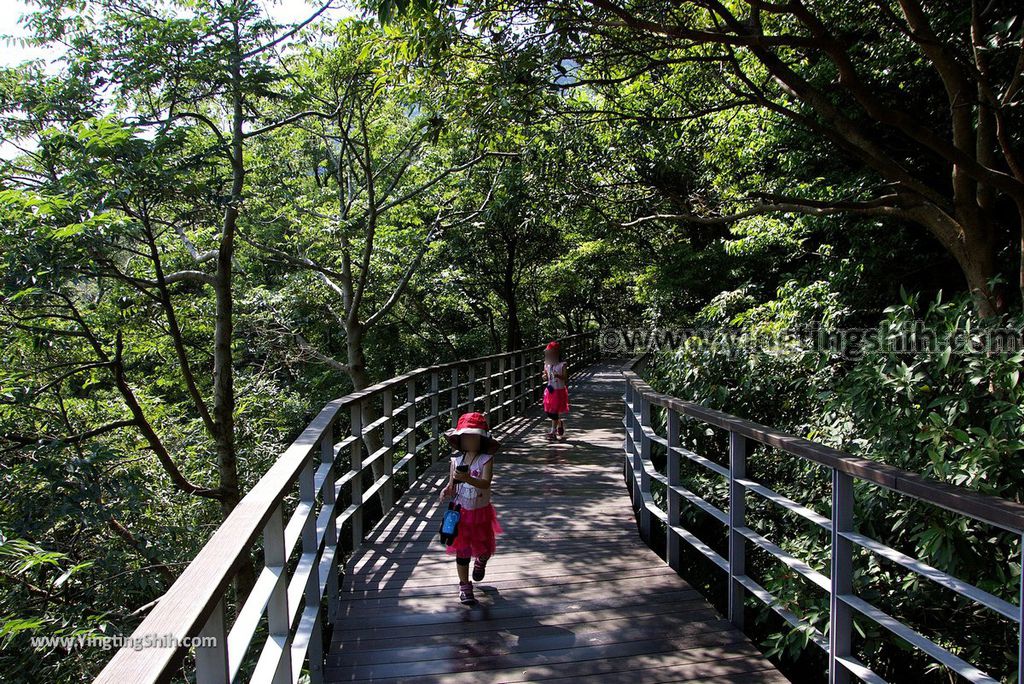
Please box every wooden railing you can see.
[95,332,599,684]
[622,355,1024,684]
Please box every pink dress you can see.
[446,452,502,558]
[542,361,570,417]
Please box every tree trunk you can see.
[910,203,1002,318]
[345,321,394,512]
[503,240,523,351]
[959,244,1001,318]
[950,213,1002,318]
[217,21,255,600]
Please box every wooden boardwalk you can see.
[326,362,787,683]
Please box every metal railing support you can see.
[666,409,682,571]
[322,425,339,622]
[349,402,363,548]
[430,371,440,463]
[727,431,747,629]
[829,469,853,684]
[406,380,417,484]
[264,503,292,684]
[195,599,228,684]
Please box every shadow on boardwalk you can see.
[326,362,787,683]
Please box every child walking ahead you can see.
[542,341,569,439]
[439,412,502,605]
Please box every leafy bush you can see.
[647,290,1024,682]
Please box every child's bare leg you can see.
[456,556,470,583]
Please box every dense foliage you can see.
[1,0,1022,681]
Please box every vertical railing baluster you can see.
[536,354,544,406]
[299,459,323,684]
[450,367,459,427]
[529,354,537,407]
[497,355,506,424]
[264,503,292,684]
[728,431,747,629]
[520,350,528,413]
[1019,536,1024,684]
[666,408,681,570]
[1015,536,1024,684]
[381,390,394,506]
[322,425,339,623]
[468,363,476,412]
[515,352,521,409]
[637,394,651,541]
[406,379,417,485]
[509,354,517,416]
[484,360,492,422]
[829,468,853,684]
[195,598,228,684]
[623,382,633,487]
[430,371,440,462]
[350,403,363,549]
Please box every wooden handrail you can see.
[94,333,600,684]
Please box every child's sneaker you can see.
[557,423,565,437]
[459,582,476,605]
[473,557,488,582]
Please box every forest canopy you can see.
[1,0,1023,681]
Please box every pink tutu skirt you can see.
[543,387,570,416]
[446,504,501,558]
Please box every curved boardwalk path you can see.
[325,362,787,683]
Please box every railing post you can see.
[1019,537,1024,684]
[535,354,543,406]
[666,408,681,570]
[623,382,634,486]
[322,425,339,623]
[829,468,853,684]
[467,362,476,411]
[195,598,228,684]
[530,355,538,407]
[264,503,292,684]
[497,355,506,425]
[299,459,323,684]
[484,360,493,423]
[511,353,520,416]
[430,371,440,462]
[519,351,528,415]
[450,367,459,427]
[350,402,363,548]
[406,379,418,484]
[728,431,747,629]
[636,394,652,541]
[381,390,394,505]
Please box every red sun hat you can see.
[445,412,501,453]
[545,341,560,351]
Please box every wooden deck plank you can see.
[325,362,786,683]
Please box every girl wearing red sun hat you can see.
[542,341,570,439]
[440,412,502,605]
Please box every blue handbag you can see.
[439,501,461,545]
[439,455,467,545]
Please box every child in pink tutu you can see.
[439,412,502,605]
[542,341,570,439]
